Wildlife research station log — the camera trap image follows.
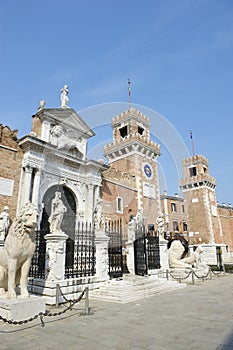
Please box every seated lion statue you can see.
[0,203,39,299]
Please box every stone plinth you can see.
[199,244,217,265]
[95,230,110,281]
[0,296,45,321]
[44,231,68,282]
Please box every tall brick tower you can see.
[103,107,161,228]
[179,155,222,245]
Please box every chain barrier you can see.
[166,267,225,284]
[0,287,88,327]
[168,269,193,280]
[211,269,223,276]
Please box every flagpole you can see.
[189,130,195,157]
[128,79,131,108]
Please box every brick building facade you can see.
[0,124,23,219]
[102,108,161,242]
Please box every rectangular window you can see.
[119,125,128,138]
[171,203,177,212]
[181,204,185,213]
[189,166,197,177]
[173,220,179,232]
[138,126,144,135]
[116,197,123,212]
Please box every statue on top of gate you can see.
[136,208,144,230]
[127,215,136,243]
[48,192,67,234]
[93,200,105,232]
[156,214,165,239]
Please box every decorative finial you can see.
[60,84,69,108]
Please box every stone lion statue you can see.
[168,240,206,269]
[0,203,39,299]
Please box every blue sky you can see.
[0,0,232,204]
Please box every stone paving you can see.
[0,274,233,350]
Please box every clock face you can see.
[143,163,153,179]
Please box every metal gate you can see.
[65,222,95,278]
[147,235,160,270]
[134,225,160,276]
[134,233,148,276]
[106,219,123,278]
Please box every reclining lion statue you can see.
[0,203,39,299]
[168,239,206,269]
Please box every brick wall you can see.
[0,125,23,220]
[218,206,233,251]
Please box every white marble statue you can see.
[48,192,67,233]
[38,100,45,110]
[93,200,103,231]
[156,214,164,238]
[60,84,69,108]
[168,240,207,269]
[127,216,136,242]
[136,208,144,228]
[0,203,39,298]
[0,206,10,240]
[50,124,85,157]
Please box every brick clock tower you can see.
[103,107,161,230]
[179,155,223,246]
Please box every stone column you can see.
[32,168,41,205]
[125,220,136,274]
[87,184,94,223]
[44,232,69,282]
[95,230,110,281]
[23,165,33,205]
[94,185,101,206]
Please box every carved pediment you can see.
[49,124,86,158]
[33,107,95,159]
[38,108,95,140]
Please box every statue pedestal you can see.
[0,296,45,321]
[95,230,110,281]
[159,238,169,270]
[44,231,69,282]
[125,241,135,274]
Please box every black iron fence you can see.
[106,219,123,278]
[147,235,160,270]
[65,222,96,279]
[29,230,46,279]
[29,222,96,280]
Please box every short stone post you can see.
[159,237,169,271]
[125,241,135,274]
[125,218,136,274]
[95,230,110,281]
[44,232,69,282]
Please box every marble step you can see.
[90,275,186,303]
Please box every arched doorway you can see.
[41,185,77,270]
